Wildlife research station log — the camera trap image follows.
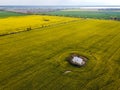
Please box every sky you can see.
[0,0,120,6]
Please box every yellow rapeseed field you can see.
[0,15,78,35]
[0,18,120,90]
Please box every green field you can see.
[0,18,120,90]
[42,10,120,19]
[0,11,26,18]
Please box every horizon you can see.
[0,5,120,6]
[0,0,120,6]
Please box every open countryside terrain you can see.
[0,11,26,18]
[43,10,120,19]
[0,11,120,90]
[0,15,78,36]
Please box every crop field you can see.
[0,11,26,18]
[0,15,78,36]
[0,15,120,90]
[43,10,120,19]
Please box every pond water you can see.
[72,56,85,65]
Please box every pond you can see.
[66,53,87,67]
[72,56,85,66]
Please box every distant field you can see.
[0,15,78,36]
[0,11,26,18]
[42,10,120,19]
[0,18,120,90]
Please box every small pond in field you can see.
[66,53,87,67]
[72,56,85,66]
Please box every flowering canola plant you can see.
[0,15,79,35]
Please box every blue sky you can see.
[0,0,120,5]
